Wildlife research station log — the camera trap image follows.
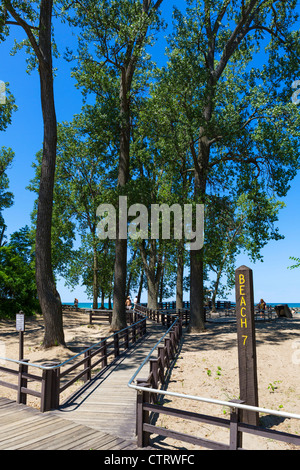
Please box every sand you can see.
[1,310,300,451]
[0,310,112,408]
[154,315,300,451]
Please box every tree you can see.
[0,147,14,243]
[206,191,285,309]
[29,112,117,309]
[2,0,65,346]
[0,226,40,317]
[160,0,300,330]
[66,0,164,330]
[55,118,113,309]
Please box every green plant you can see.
[268,380,282,393]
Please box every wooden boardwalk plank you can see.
[0,320,166,450]
[53,322,165,441]
[0,399,138,450]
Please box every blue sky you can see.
[1,1,300,305]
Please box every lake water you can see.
[63,302,300,309]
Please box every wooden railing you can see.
[136,391,300,449]
[135,304,190,327]
[0,315,147,412]
[87,309,142,326]
[87,309,113,324]
[130,307,300,450]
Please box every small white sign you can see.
[16,313,25,332]
[0,81,6,105]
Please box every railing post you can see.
[158,345,165,370]
[100,338,107,368]
[150,358,159,389]
[229,400,244,450]
[170,329,176,355]
[165,337,171,366]
[136,384,150,448]
[41,362,60,412]
[83,349,91,382]
[114,332,119,358]
[157,345,165,383]
[132,324,136,344]
[17,359,29,405]
[124,329,129,350]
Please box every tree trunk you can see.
[211,268,223,312]
[92,242,98,309]
[147,275,159,310]
[35,1,65,348]
[176,241,184,310]
[189,137,209,332]
[140,240,162,310]
[126,248,137,298]
[111,69,130,331]
[137,270,144,303]
[159,265,164,304]
[101,290,105,309]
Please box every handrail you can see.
[0,315,147,371]
[127,315,180,386]
[128,314,300,423]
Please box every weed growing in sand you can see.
[268,380,282,393]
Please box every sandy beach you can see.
[0,310,300,450]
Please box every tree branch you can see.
[4,1,42,62]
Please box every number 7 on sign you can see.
[242,335,248,346]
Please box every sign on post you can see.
[16,312,25,332]
[235,266,259,426]
[16,311,25,361]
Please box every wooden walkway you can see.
[0,398,138,450]
[0,321,166,450]
[52,322,166,440]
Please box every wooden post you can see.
[114,333,119,358]
[150,358,159,389]
[16,311,25,360]
[235,266,259,426]
[165,337,171,367]
[124,329,129,350]
[83,350,91,382]
[100,338,107,368]
[41,362,60,412]
[136,385,150,448]
[17,359,29,405]
[229,400,244,449]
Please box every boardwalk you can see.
[0,398,138,450]
[0,320,166,450]
[52,322,166,440]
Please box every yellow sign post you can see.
[235,265,259,426]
